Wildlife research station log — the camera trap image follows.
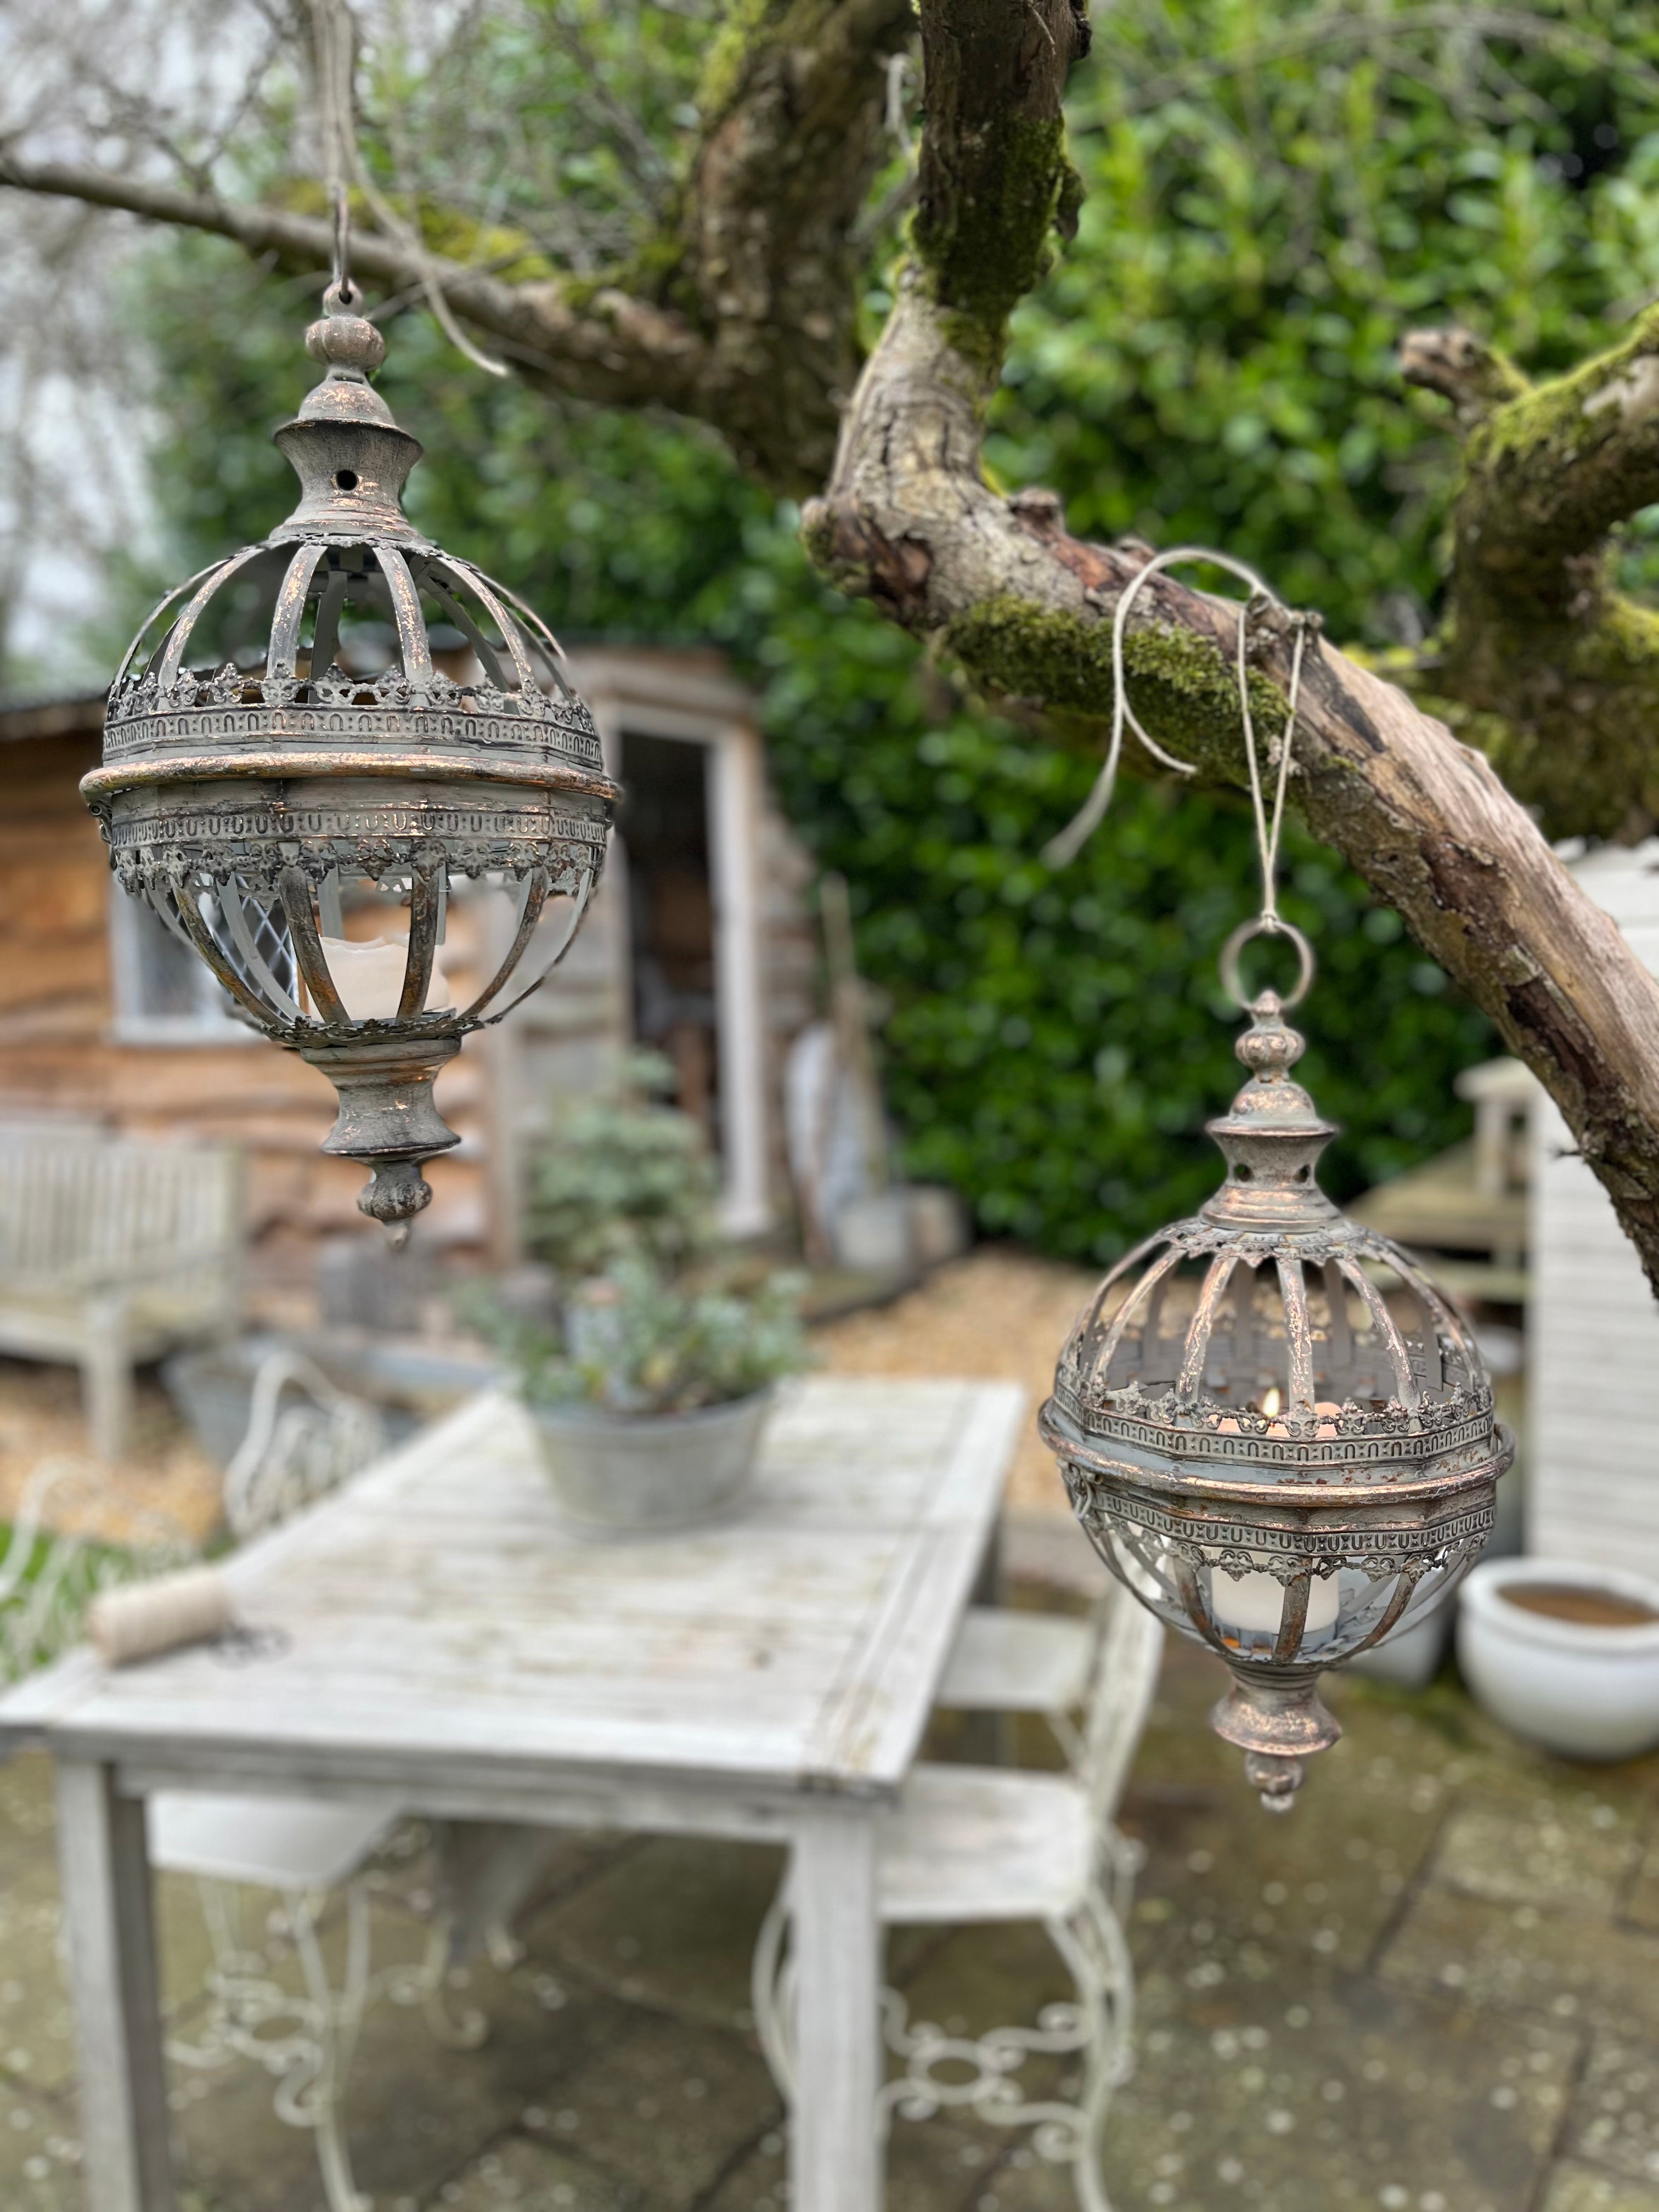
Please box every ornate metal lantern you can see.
[1040,931,1513,1809]
[82,285,619,1238]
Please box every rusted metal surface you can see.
[1041,986,1513,1810]
[82,288,620,1235]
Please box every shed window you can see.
[109,885,292,1044]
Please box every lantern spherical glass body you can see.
[82,295,619,1234]
[1039,986,1513,1809]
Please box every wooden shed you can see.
[1528,840,1659,1578]
[0,651,817,1288]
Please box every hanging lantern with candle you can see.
[1038,554,1513,1809]
[82,281,619,1240]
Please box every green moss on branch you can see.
[942,592,1290,777]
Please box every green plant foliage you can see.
[116,0,1659,1260]
[477,1256,810,1415]
[989,0,1659,637]
[524,1053,723,1279]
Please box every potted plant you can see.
[480,1257,808,1528]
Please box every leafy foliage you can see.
[115,0,1659,1259]
[489,1256,809,1417]
[523,1054,723,1279]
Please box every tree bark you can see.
[808,0,1659,1291]
[1402,319,1659,841]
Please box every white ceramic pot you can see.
[528,1387,774,1531]
[1457,1558,1659,1762]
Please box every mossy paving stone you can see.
[699,2110,1045,2212]
[0,1752,55,1881]
[1426,1795,1642,1912]
[1124,1666,1455,1982]
[0,1857,78,2095]
[173,1936,640,2212]
[1627,1832,1659,1933]
[523,1837,785,2032]
[520,2015,779,2207]
[1562,2034,1659,2187]
[1541,2164,1659,2212]
[426,2131,661,2211]
[1107,1960,1576,2212]
[1377,1884,1659,2035]
[0,2069,84,2211]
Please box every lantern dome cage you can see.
[82,285,620,1236]
[1040,980,1513,1809]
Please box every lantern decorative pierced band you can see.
[1040,928,1513,1809]
[82,285,619,1237]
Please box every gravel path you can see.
[811,1244,1096,1514]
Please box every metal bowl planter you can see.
[527,1388,776,1531]
[1040,974,1513,1809]
[82,287,620,1237]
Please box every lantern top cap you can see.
[273,281,424,541]
[1202,990,1338,1226]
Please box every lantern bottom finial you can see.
[1209,1669,1342,1813]
[301,1034,464,1243]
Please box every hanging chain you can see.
[306,0,508,375]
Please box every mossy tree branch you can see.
[0,0,912,496]
[808,0,1659,1292]
[1402,319,1659,839]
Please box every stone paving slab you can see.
[1427,1796,1642,1912]
[1627,1833,1659,1932]
[1377,1884,1659,2035]
[436,2132,656,2210]
[1542,2163,1659,2212]
[0,1854,79,2096]
[1563,2035,1659,2188]
[519,2016,779,2206]
[525,1838,784,2035]
[1105,1956,1578,2212]
[172,1897,643,2212]
[0,2068,83,2212]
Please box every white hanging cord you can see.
[1042,545,1313,926]
[308,0,509,376]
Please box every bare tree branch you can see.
[0,0,916,492]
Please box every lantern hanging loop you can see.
[1042,545,1317,874]
[306,0,508,375]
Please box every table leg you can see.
[56,1761,175,2212]
[789,1810,882,2212]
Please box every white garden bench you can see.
[0,1136,243,1460]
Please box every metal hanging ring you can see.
[1220,917,1316,1009]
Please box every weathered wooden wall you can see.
[0,724,489,1280]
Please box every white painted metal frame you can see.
[573,653,774,1237]
[0,1376,1025,2212]
[750,1583,1163,2210]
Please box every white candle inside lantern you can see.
[315,935,454,1022]
[1212,1562,1341,1639]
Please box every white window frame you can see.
[572,656,772,1238]
[107,884,257,1046]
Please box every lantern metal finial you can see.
[84,287,620,1238]
[1040,946,1513,1810]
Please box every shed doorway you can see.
[619,732,719,1139]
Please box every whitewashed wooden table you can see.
[0,1374,1026,2212]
